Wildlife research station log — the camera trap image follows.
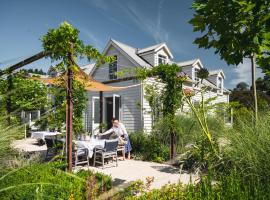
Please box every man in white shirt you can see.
[101,118,132,159]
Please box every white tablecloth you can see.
[75,139,105,158]
[31,131,61,140]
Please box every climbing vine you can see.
[136,63,187,159]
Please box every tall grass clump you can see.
[223,111,270,181]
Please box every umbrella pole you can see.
[66,67,73,172]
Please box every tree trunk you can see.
[170,130,176,160]
[251,55,258,123]
[6,74,13,125]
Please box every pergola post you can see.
[99,91,103,133]
[66,67,73,172]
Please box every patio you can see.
[82,160,198,189]
[12,138,198,189]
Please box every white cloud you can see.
[79,27,104,50]
[230,59,263,87]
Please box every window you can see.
[158,54,167,65]
[218,77,223,93]
[109,55,117,80]
[194,68,200,82]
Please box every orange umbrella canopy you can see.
[29,67,126,92]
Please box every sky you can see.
[0,0,263,89]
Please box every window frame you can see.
[194,67,200,82]
[109,55,118,80]
[158,54,167,65]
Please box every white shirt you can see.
[102,122,128,138]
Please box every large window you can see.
[194,68,200,82]
[158,54,167,65]
[109,55,117,80]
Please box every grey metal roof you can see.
[81,63,95,75]
[137,43,165,54]
[111,39,152,68]
[177,59,199,67]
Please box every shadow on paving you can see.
[151,165,179,174]
[113,178,127,187]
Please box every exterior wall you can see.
[85,80,143,133]
[154,48,170,66]
[142,78,164,133]
[139,52,155,66]
[182,66,193,78]
[92,46,136,82]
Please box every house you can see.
[83,39,230,134]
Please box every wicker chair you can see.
[93,139,119,169]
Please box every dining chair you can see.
[93,139,119,169]
[73,147,89,167]
[45,137,57,160]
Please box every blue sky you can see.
[0,0,262,89]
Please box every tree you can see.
[0,72,47,123]
[235,82,250,91]
[136,63,186,159]
[190,0,270,123]
[41,21,113,171]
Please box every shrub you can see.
[129,132,169,162]
[120,170,270,200]
[0,164,112,199]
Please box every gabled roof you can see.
[82,63,95,75]
[103,39,152,68]
[137,42,173,59]
[209,69,225,79]
[177,58,203,68]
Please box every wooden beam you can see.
[0,51,49,76]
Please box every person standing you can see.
[102,118,132,159]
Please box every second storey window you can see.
[109,55,117,80]
[158,54,167,65]
[194,68,200,82]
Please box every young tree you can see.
[190,0,270,122]
[136,63,186,159]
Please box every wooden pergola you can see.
[0,51,129,171]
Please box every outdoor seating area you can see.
[13,130,129,169]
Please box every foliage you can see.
[143,84,162,125]
[222,112,270,181]
[230,90,270,112]
[234,82,249,91]
[190,0,270,122]
[129,132,169,163]
[41,21,114,67]
[120,170,270,200]
[0,72,47,114]
[136,63,187,158]
[190,0,270,65]
[0,164,112,199]
[39,78,87,134]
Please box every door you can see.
[113,94,121,120]
[92,97,100,134]
[105,97,113,129]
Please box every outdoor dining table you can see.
[31,131,61,140]
[75,138,105,158]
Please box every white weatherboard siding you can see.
[92,46,136,82]
[86,80,143,133]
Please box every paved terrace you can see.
[13,138,198,189]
